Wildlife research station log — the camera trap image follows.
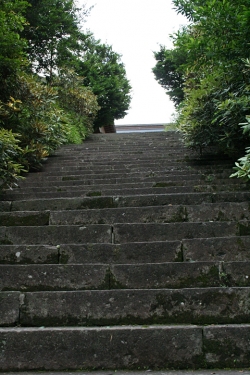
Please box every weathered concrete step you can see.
[1,261,250,291]
[12,173,224,189]
[1,225,111,245]
[2,186,197,201]
[0,211,50,226]
[8,170,205,185]
[1,220,250,245]
[14,165,233,185]
[38,158,233,171]
[14,176,242,191]
[53,145,187,155]
[0,264,109,291]
[5,183,247,201]
[0,245,60,264]
[0,241,182,264]
[2,374,247,375]
[43,155,192,167]
[46,153,191,165]
[108,261,250,289]
[6,184,248,201]
[59,138,182,147]
[182,236,250,261]
[12,167,233,183]
[0,325,250,370]
[10,171,204,185]
[3,192,250,212]
[39,161,196,172]
[35,166,198,177]
[1,236,250,265]
[17,287,250,326]
[47,202,250,225]
[113,221,250,243]
[0,371,246,375]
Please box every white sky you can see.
[79,0,188,125]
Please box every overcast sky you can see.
[79,0,187,125]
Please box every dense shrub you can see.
[154,0,250,169]
[56,70,100,137]
[0,128,26,190]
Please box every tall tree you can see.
[76,39,132,131]
[153,0,250,156]
[153,46,186,107]
[22,0,89,79]
[0,0,28,82]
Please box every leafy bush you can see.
[230,116,250,180]
[1,74,71,170]
[57,70,99,137]
[176,65,250,156]
[0,128,26,191]
[154,0,250,160]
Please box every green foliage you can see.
[0,74,70,170]
[154,0,250,160]
[0,0,132,187]
[76,39,132,131]
[230,116,250,180]
[0,0,29,78]
[0,0,29,102]
[57,69,100,136]
[22,0,89,79]
[153,45,186,107]
[0,128,26,190]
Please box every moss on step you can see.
[62,176,79,181]
[0,212,50,226]
[238,222,250,236]
[86,191,102,197]
[152,182,183,188]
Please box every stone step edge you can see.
[4,184,247,200]
[1,260,250,292]
[0,372,247,375]
[0,325,249,370]
[14,174,244,188]
[1,236,250,264]
[3,287,250,327]
[1,201,249,227]
[2,191,250,212]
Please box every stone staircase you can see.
[0,131,250,371]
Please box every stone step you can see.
[15,287,250,327]
[6,170,206,185]
[5,180,246,199]
[1,220,250,245]
[11,170,233,187]
[1,130,249,372]
[1,224,112,245]
[38,158,233,170]
[13,174,232,188]
[0,241,182,264]
[49,202,250,225]
[5,184,248,200]
[12,164,233,182]
[0,324,249,370]
[14,176,242,191]
[1,201,245,227]
[47,154,230,165]
[1,236,250,265]
[113,221,250,243]
[1,261,250,291]
[4,191,250,212]
[0,372,244,375]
